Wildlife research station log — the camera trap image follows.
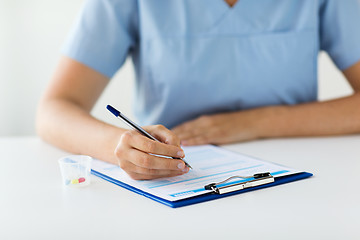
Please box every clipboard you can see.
[91,169,313,208]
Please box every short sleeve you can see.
[320,0,360,70]
[62,0,138,78]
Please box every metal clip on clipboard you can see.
[204,172,274,194]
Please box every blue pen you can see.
[106,105,192,169]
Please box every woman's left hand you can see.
[172,109,268,146]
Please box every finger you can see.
[172,122,193,136]
[123,161,189,180]
[144,125,181,146]
[128,132,185,158]
[128,148,187,170]
[176,127,208,144]
[172,118,207,139]
[176,129,202,142]
[181,135,211,146]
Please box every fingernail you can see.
[177,162,185,170]
[177,151,184,158]
[182,167,189,173]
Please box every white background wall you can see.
[0,0,354,136]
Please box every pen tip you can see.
[106,105,120,117]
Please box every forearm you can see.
[258,93,360,139]
[36,98,125,164]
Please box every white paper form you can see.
[91,145,302,201]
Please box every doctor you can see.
[37,0,360,180]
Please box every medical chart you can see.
[91,145,301,201]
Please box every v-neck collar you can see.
[220,0,240,10]
[202,0,243,33]
[223,0,239,8]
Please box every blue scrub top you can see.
[62,0,360,128]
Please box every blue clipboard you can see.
[91,169,313,208]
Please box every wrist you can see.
[94,125,126,165]
[255,106,289,139]
[229,108,275,142]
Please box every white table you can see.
[1,136,359,240]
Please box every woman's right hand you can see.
[114,125,189,180]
